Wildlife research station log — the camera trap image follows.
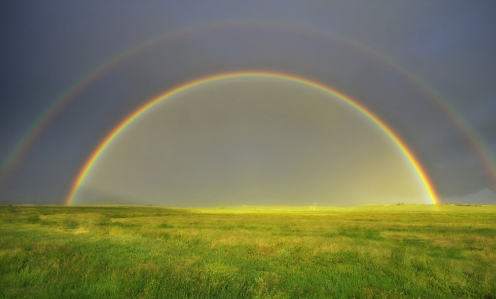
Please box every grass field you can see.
[0,204,495,298]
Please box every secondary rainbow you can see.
[65,71,440,206]
[4,21,495,194]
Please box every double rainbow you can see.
[65,71,439,206]
[2,21,494,197]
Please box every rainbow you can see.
[65,71,440,206]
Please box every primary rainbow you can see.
[65,71,439,206]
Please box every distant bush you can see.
[397,203,405,205]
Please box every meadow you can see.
[0,204,495,298]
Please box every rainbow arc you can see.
[65,71,440,206]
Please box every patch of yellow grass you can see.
[71,228,89,235]
[211,236,242,246]
[432,239,457,247]
[0,248,23,257]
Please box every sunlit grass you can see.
[0,204,495,298]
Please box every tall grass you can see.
[0,205,495,298]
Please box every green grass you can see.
[0,204,495,298]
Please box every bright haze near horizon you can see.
[1,1,496,206]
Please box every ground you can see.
[0,204,495,298]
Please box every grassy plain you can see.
[0,204,495,298]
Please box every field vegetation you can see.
[0,204,495,298]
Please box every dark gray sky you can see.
[1,1,495,206]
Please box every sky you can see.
[1,1,495,207]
